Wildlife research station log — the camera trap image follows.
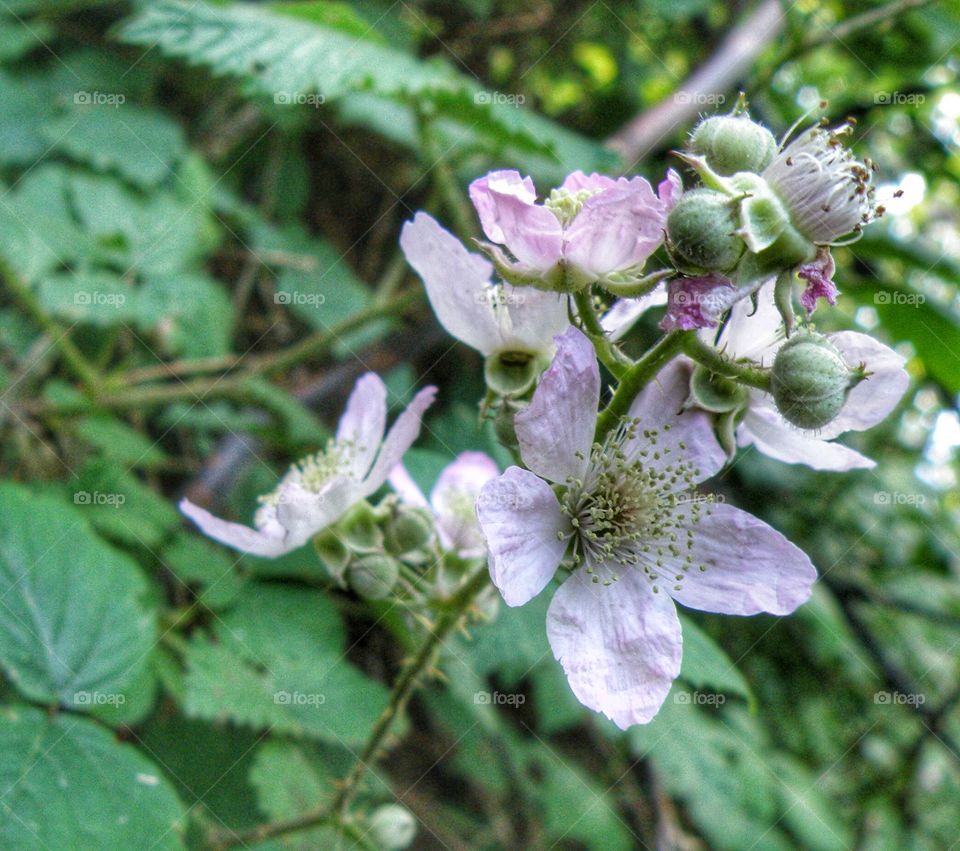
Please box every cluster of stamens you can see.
[763,120,878,245]
[558,418,717,593]
[258,438,355,506]
[545,187,603,226]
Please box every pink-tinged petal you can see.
[798,248,838,315]
[337,373,387,478]
[657,169,683,210]
[626,359,726,484]
[663,503,817,616]
[601,291,668,342]
[565,182,666,279]
[659,275,736,331]
[715,278,782,361]
[560,171,623,193]
[387,463,428,508]
[516,327,599,483]
[275,478,358,547]
[432,452,500,556]
[502,286,570,353]
[546,568,682,728]
[364,386,438,494]
[180,498,291,558]
[476,467,568,607]
[739,404,875,471]
[400,213,502,355]
[468,171,563,270]
[819,331,909,438]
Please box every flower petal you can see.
[502,286,570,353]
[516,327,599,483]
[739,404,875,471]
[560,171,623,193]
[565,181,666,280]
[476,467,568,607]
[664,502,817,616]
[337,373,387,478]
[179,498,291,558]
[275,478,358,547]
[432,452,500,556]
[387,462,428,508]
[819,331,909,438]
[601,291,668,342]
[546,568,682,728]
[468,171,563,270]
[626,359,726,484]
[657,169,683,210]
[714,278,782,361]
[364,386,438,494]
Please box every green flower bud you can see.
[313,528,350,582]
[667,189,746,274]
[384,508,434,556]
[346,554,400,600]
[689,364,749,413]
[484,350,546,397]
[688,115,778,176]
[770,333,862,429]
[367,804,417,850]
[338,501,383,553]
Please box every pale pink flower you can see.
[181,375,436,557]
[711,284,909,471]
[476,327,816,728]
[468,169,680,290]
[389,452,499,558]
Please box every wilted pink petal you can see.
[659,274,736,331]
[798,248,839,314]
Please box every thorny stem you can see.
[680,333,772,391]
[572,288,632,378]
[595,330,687,440]
[208,565,491,850]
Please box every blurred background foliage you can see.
[0,0,959,848]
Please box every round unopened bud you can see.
[346,554,400,600]
[689,364,748,413]
[688,115,778,176]
[771,334,857,429]
[367,804,417,850]
[384,508,434,556]
[667,189,746,273]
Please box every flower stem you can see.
[1,260,104,393]
[680,333,772,391]
[208,565,490,850]
[595,330,687,439]
[572,289,632,379]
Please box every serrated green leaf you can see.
[679,614,752,703]
[0,705,186,850]
[0,482,156,712]
[160,532,247,610]
[42,104,187,188]
[182,583,390,744]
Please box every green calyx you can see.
[689,364,749,413]
[484,350,548,397]
[346,553,401,600]
[384,507,434,556]
[770,333,864,430]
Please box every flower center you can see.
[559,418,715,591]
[545,187,602,226]
[763,122,877,245]
[259,438,356,506]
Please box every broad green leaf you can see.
[73,415,168,469]
[679,614,752,702]
[43,104,187,188]
[74,459,181,549]
[160,532,247,610]
[0,705,185,850]
[0,482,155,711]
[182,583,390,744]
